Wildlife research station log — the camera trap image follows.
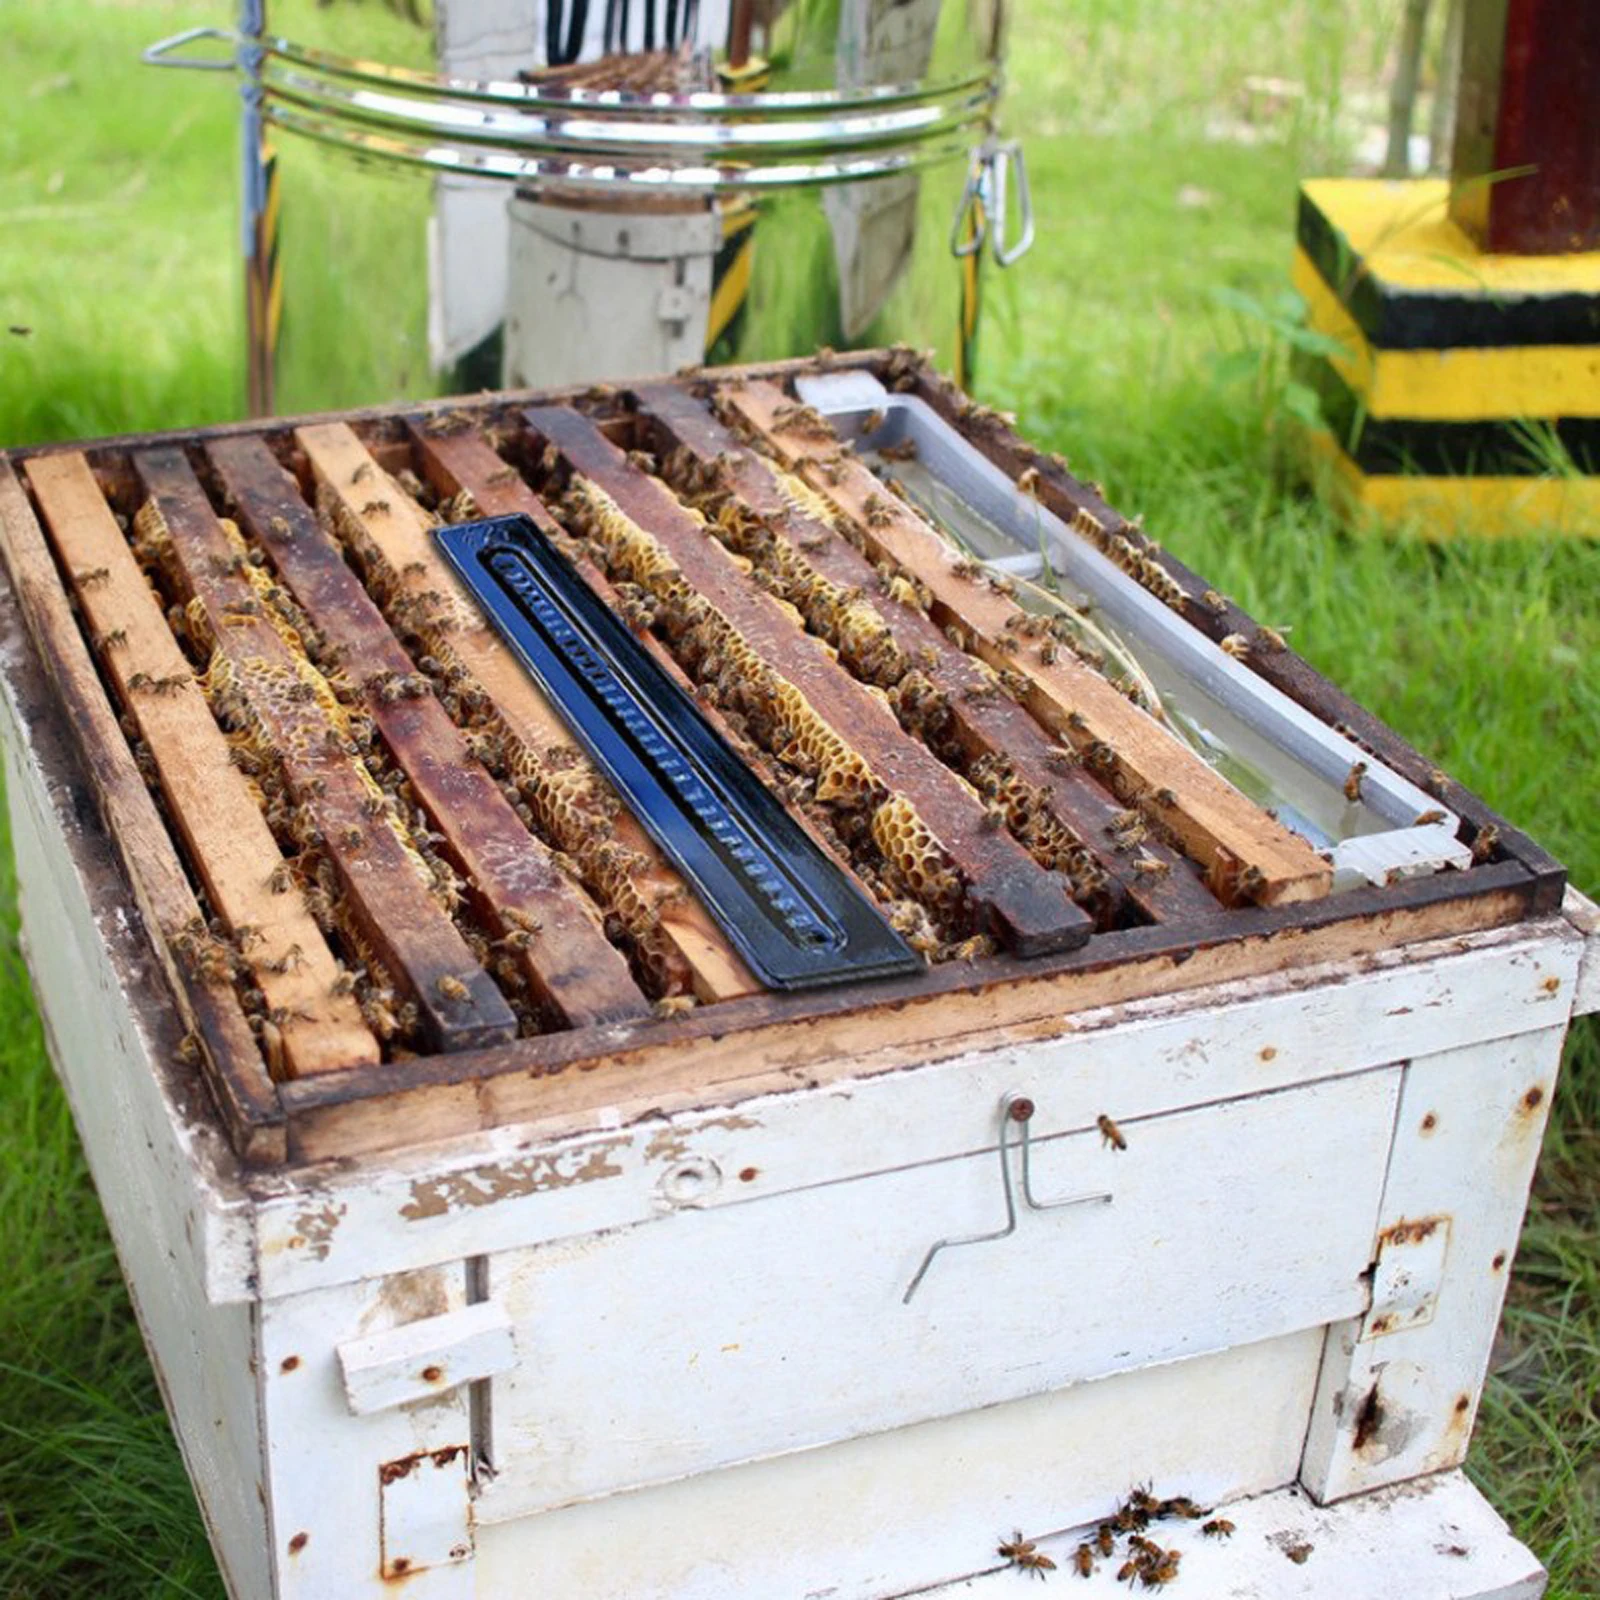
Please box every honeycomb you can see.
[316,480,694,996]
[560,474,972,934]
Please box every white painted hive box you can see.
[2,353,1595,1600]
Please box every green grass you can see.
[2,2,1596,1597]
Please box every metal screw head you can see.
[1007,1096,1035,1123]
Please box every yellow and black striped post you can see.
[1293,178,1600,537]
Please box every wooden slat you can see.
[721,381,1334,908]
[207,435,651,1032]
[295,420,757,1005]
[413,423,881,936]
[24,453,380,1078]
[0,458,285,1162]
[633,384,1220,928]
[522,405,1091,959]
[414,426,898,926]
[277,865,1541,1163]
[901,362,1566,913]
[132,447,516,1054]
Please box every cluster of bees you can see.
[656,436,1119,921]
[322,470,700,1001]
[555,471,982,940]
[1069,508,1189,614]
[999,1488,1235,1585]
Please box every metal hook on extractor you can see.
[902,1093,1113,1304]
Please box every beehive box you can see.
[1,351,1594,1600]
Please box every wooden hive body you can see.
[2,352,1594,1599]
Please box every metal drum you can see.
[145,0,1029,415]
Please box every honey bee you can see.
[1343,760,1368,803]
[76,566,111,587]
[1072,1544,1096,1577]
[1095,1525,1116,1558]
[1413,808,1447,826]
[1132,852,1170,879]
[951,557,984,580]
[1142,1553,1181,1586]
[329,969,358,997]
[1283,1543,1313,1565]
[947,934,997,964]
[436,974,472,1003]
[351,460,375,483]
[1038,640,1059,664]
[126,671,154,693]
[653,994,698,1020]
[862,493,892,529]
[1254,624,1288,652]
[1159,1498,1204,1521]
[997,1532,1056,1579]
[1201,1519,1234,1539]
[1097,1113,1127,1151]
[1017,467,1042,499]
[1043,747,1080,771]
[361,498,391,517]
[1219,633,1250,660]
[266,862,296,894]
[1470,822,1500,864]
[1117,1560,1139,1584]
[861,409,886,435]
[262,943,306,975]
[96,627,129,651]
[879,436,918,463]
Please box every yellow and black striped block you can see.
[1294,178,1600,537]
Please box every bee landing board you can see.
[1,351,1594,1600]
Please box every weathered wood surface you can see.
[1301,1022,1571,1503]
[298,419,756,1005]
[523,403,1091,956]
[0,458,285,1158]
[26,452,378,1078]
[486,1068,1395,1514]
[634,382,1217,927]
[722,380,1335,908]
[474,1334,1323,1592]
[252,917,1578,1299]
[0,656,275,1595]
[258,1266,476,1598]
[207,435,649,1032]
[917,1472,1544,1599]
[134,447,516,1054]
[276,868,1549,1166]
[336,1300,516,1418]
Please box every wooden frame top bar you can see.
[0,348,1561,1165]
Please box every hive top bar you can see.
[0,349,1564,1164]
